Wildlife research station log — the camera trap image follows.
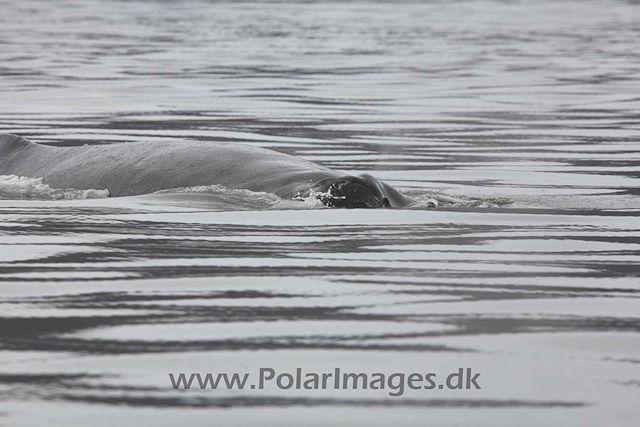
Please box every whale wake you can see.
[0,175,110,200]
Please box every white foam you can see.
[0,175,109,200]
[407,190,511,209]
[154,184,325,210]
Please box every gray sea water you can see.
[1,0,639,426]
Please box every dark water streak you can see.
[1,0,640,425]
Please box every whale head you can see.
[310,174,416,209]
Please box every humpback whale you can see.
[0,134,417,208]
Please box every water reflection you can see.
[1,0,640,424]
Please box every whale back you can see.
[0,134,40,171]
[0,134,34,153]
[0,134,417,208]
[0,135,343,198]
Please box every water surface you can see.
[0,0,639,426]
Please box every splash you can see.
[292,188,340,207]
[0,175,109,200]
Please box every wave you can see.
[152,184,326,210]
[0,175,511,210]
[152,186,510,210]
[406,191,511,209]
[0,175,109,200]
